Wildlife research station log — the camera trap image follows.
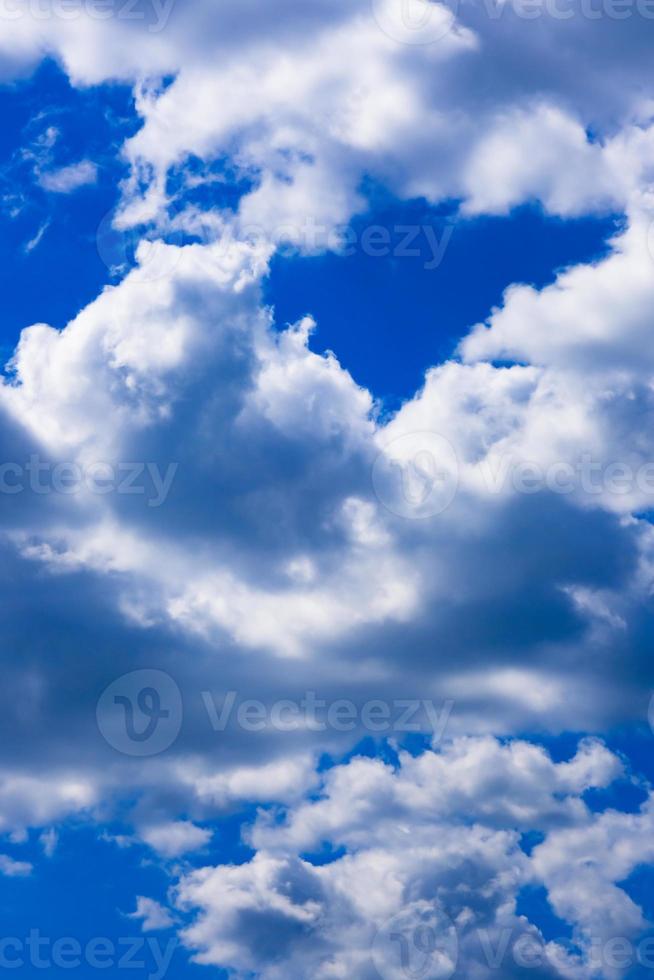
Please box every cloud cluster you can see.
[2,1,654,975]
[0,200,653,834]
[3,0,654,236]
[174,736,652,979]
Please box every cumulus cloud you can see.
[1,4,654,975]
[139,821,212,858]
[1,0,654,236]
[129,896,175,932]
[173,737,647,979]
[0,204,653,837]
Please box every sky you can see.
[1,2,654,979]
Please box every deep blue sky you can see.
[0,60,136,363]
[267,201,617,408]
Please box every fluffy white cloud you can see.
[3,0,654,237]
[533,805,654,973]
[129,895,175,931]
[3,5,654,973]
[174,737,647,979]
[0,199,653,831]
[189,755,320,809]
[0,771,96,834]
[248,737,621,854]
[139,820,211,858]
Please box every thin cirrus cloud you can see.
[37,158,98,193]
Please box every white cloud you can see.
[0,854,32,877]
[37,159,97,193]
[1,0,652,236]
[0,205,652,821]
[24,218,50,253]
[174,737,645,979]
[140,821,212,858]
[129,896,175,932]
[40,827,58,857]
[0,772,96,836]
[533,805,654,968]
[189,755,320,809]
[1,6,654,970]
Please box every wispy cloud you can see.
[23,218,51,254]
[38,159,97,194]
[0,854,32,877]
